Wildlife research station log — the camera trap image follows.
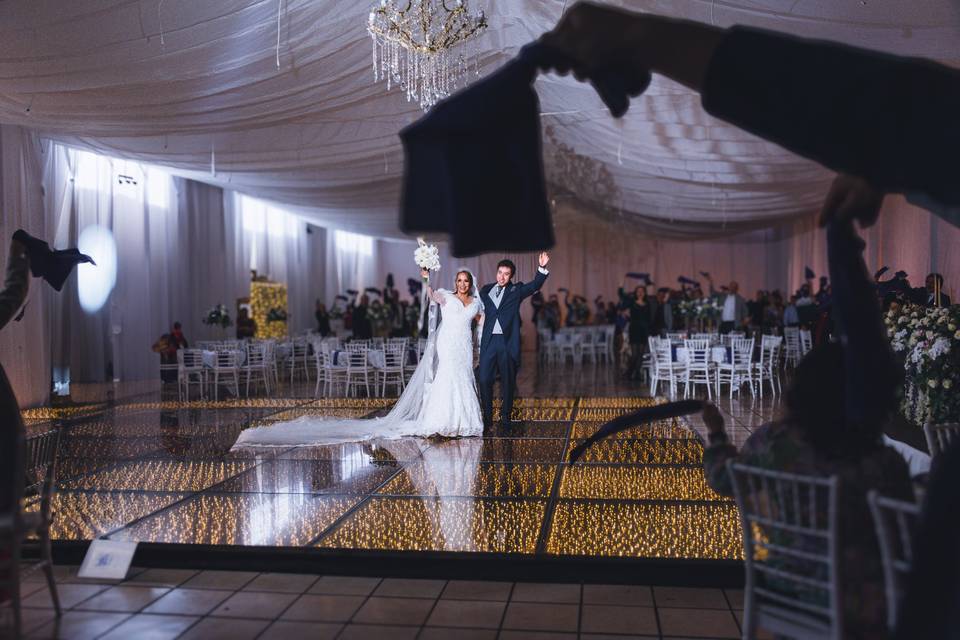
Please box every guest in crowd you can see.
[236,308,256,339]
[650,287,673,336]
[530,290,544,327]
[765,290,785,331]
[920,273,951,307]
[151,321,189,382]
[618,280,649,379]
[747,289,767,330]
[593,296,607,325]
[314,300,331,336]
[782,294,800,327]
[707,275,747,334]
[605,300,618,325]
[352,294,372,340]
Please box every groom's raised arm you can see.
[514,252,551,299]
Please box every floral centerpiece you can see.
[885,303,960,426]
[677,297,722,330]
[202,303,232,329]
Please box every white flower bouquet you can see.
[414,237,441,272]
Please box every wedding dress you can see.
[233,270,484,447]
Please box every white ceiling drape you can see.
[2,0,958,239]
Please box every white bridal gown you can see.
[233,281,484,448]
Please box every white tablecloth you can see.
[330,349,386,368]
[202,349,246,368]
[674,346,729,364]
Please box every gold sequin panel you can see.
[570,420,695,440]
[565,438,704,464]
[28,491,187,540]
[379,463,556,498]
[547,500,743,559]
[559,466,728,501]
[60,460,255,492]
[112,493,358,546]
[317,497,546,553]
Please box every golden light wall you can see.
[250,281,288,339]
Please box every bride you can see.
[233,267,484,447]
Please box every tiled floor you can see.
[23,363,783,562]
[8,565,748,639]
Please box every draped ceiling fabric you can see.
[2,1,960,239]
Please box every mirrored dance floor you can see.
[28,394,744,567]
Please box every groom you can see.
[478,252,550,431]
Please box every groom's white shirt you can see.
[489,267,549,335]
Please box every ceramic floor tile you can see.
[418,628,498,640]
[336,624,420,639]
[657,607,741,638]
[373,578,447,599]
[123,568,199,588]
[441,580,513,601]
[307,575,382,596]
[26,610,130,640]
[351,596,435,626]
[209,591,299,619]
[582,584,654,607]
[74,585,170,613]
[142,588,233,616]
[425,599,506,628]
[179,570,259,591]
[21,583,109,609]
[279,594,366,622]
[653,586,730,609]
[501,602,579,632]
[257,620,343,640]
[510,583,580,604]
[242,572,319,593]
[97,613,198,640]
[580,604,659,635]
[176,616,270,640]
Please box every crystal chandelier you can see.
[368,0,488,110]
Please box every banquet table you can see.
[202,349,246,368]
[330,349,386,368]
[673,346,730,364]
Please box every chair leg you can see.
[41,529,61,615]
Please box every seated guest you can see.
[236,308,256,339]
[702,184,913,638]
[152,321,188,382]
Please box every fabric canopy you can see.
[1,0,959,239]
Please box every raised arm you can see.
[0,239,30,331]
[421,268,446,306]
[514,252,551,299]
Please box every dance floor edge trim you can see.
[45,540,746,588]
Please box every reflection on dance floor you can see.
[33,396,743,561]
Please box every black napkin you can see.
[13,229,95,292]
[399,42,650,257]
[568,400,704,464]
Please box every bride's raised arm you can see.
[421,268,446,305]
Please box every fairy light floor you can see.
[31,384,780,583]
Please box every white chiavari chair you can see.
[923,421,960,459]
[243,342,271,397]
[682,338,714,399]
[867,490,922,632]
[177,349,206,401]
[716,337,755,398]
[754,335,783,397]
[345,342,373,397]
[210,350,240,401]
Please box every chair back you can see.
[731,337,755,365]
[23,428,61,518]
[692,332,715,343]
[246,342,267,367]
[653,339,673,366]
[683,340,710,366]
[728,462,842,639]
[178,348,204,369]
[867,491,921,631]
[923,422,960,458]
[760,335,783,366]
[215,350,239,369]
[684,338,710,351]
[799,329,813,355]
[666,331,687,342]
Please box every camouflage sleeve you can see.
[0,242,30,331]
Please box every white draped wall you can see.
[1,140,958,406]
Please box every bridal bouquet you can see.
[266,308,288,323]
[202,303,232,328]
[885,303,960,426]
[414,237,441,272]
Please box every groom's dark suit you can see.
[478,268,548,428]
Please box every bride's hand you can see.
[421,268,430,280]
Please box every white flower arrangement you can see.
[414,237,441,272]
